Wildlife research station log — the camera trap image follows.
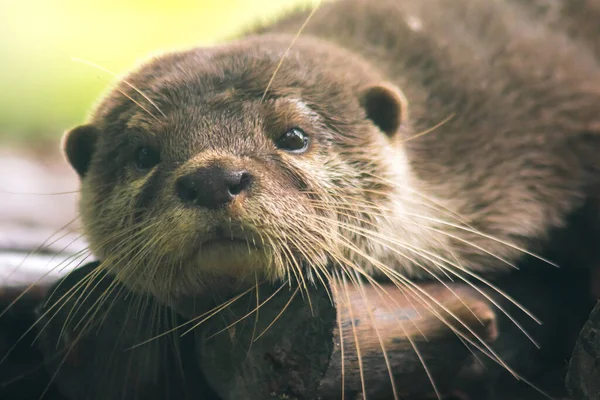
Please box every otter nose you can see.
[175,165,253,209]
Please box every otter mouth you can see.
[194,226,262,250]
[201,237,257,248]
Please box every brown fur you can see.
[63,0,600,305]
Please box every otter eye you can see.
[275,128,309,153]
[134,146,160,171]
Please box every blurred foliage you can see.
[0,0,315,144]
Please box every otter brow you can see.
[122,126,158,144]
[268,98,321,130]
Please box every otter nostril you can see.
[228,171,253,196]
[175,177,198,204]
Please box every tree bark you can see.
[566,301,600,400]
[29,261,592,400]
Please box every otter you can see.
[62,0,600,309]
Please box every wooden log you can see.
[566,301,600,400]
[31,261,593,400]
[0,283,68,400]
[35,262,219,400]
[195,269,591,400]
[196,279,497,400]
[0,248,80,400]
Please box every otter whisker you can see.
[8,215,81,272]
[325,196,474,281]
[312,196,536,286]
[94,258,155,334]
[127,285,257,350]
[302,181,475,229]
[350,269,449,400]
[264,234,291,285]
[57,261,111,344]
[253,286,300,342]
[308,202,494,278]
[95,75,161,122]
[0,217,83,316]
[330,278,346,400]
[42,264,156,400]
[337,176,557,269]
[288,232,326,315]
[323,242,430,339]
[0,344,71,387]
[309,214,487,326]
[146,290,166,382]
[305,192,476,231]
[90,234,173,334]
[353,173,477,227]
[349,270,401,400]
[72,57,167,118]
[322,232,518,376]
[61,222,166,335]
[287,251,316,315]
[28,251,98,342]
[53,253,133,344]
[39,336,84,399]
[1,244,90,323]
[270,219,437,391]
[53,236,152,339]
[42,254,126,352]
[247,271,261,355]
[283,232,330,313]
[260,0,323,102]
[121,227,171,294]
[276,239,315,315]
[389,235,543,324]
[201,281,289,340]
[43,233,90,275]
[0,259,101,367]
[365,274,517,377]
[169,306,187,395]
[431,263,543,346]
[353,271,507,375]
[56,242,138,324]
[309,201,459,284]
[396,245,542,344]
[325,248,476,398]
[308,197,474,286]
[405,213,559,267]
[0,189,80,195]
[313,214,541,346]
[306,207,482,319]
[397,113,455,144]
[287,234,334,304]
[337,270,368,399]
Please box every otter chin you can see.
[62,0,600,305]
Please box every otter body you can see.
[63,0,600,304]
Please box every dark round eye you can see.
[134,146,160,171]
[275,128,309,153]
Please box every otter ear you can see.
[359,82,408,137]
[61,124,100,178]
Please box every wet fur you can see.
[65,0,600,307]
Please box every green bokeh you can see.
[0,0,313,144]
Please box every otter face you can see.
[62,36,410,302]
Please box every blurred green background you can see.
[0,0,315,145]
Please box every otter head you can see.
[62,34,414,304]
